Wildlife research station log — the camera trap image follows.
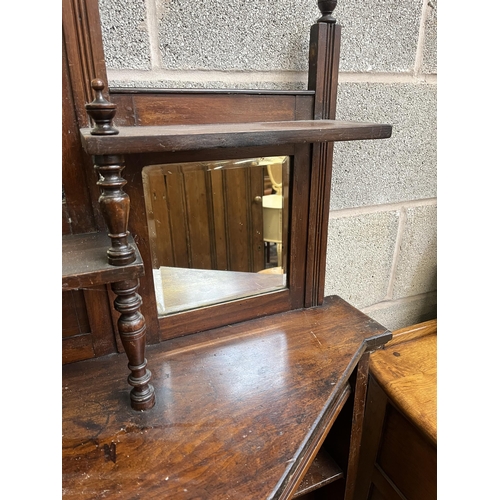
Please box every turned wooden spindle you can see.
[94,154,136,266]
[317,0,337,23]
[84,79,154,410]
[111,279,155,410]
[85,80,136,266]
[85,78,119,135]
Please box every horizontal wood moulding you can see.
[110,88,316,95]
[80,120,392,155]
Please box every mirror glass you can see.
[142,156,289,316]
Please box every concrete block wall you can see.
[98,0,437,331]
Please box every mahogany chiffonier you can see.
[62,1,394,498]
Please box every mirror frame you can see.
[63,0,340,344]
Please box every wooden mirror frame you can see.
[63,0,344,347]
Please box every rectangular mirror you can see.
[142,156,289,316]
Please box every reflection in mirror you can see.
[142,156,289,316]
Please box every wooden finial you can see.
[85,78,119,135]
[317,0,337,23]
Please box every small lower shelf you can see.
[62,232,144,290]
[293,448,344,498]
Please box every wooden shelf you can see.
[62,232,144,291]
[293,448,344,498]
[80,119,392,155]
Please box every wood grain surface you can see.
[80,120,392,155]
[62,295,391,499]
[369,320,437,445]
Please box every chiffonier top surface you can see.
[62,296,390,500]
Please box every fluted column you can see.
[305,1,341,307]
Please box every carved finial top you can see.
[317,0,337,23]
[85,78,119,135]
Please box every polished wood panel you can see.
[62,295,391,499]
[62,287,118,364]
[63,290,91,338]
[354,320,437,500]
[111,92,311,126]
[62,334,95,364]
[377,404,437,499]
[369,320,437,445]
[80,120,392,155]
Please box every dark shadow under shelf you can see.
[293,448,344,498]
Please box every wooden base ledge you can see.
[62,295,391,499]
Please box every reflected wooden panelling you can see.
[143,162,269,273]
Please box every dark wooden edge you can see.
[274,384,352,500]
[353,375,389,500]
[110,88,316,96]
[80,120,392,155]
[344,352,371,500]
[159,288,291,340]
[62,232,145,290]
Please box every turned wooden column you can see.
[93,153,136,266]
[111,279,154,410]
[85,79,155,410]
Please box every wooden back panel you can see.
[112,91,314,126]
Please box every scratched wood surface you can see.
[369,319,437,445]
[80,120,392,156]
[62,295,391,500]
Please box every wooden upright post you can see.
[85,80,155,411]
[305,0,341,307]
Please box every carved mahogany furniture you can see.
[62,0,395,498]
